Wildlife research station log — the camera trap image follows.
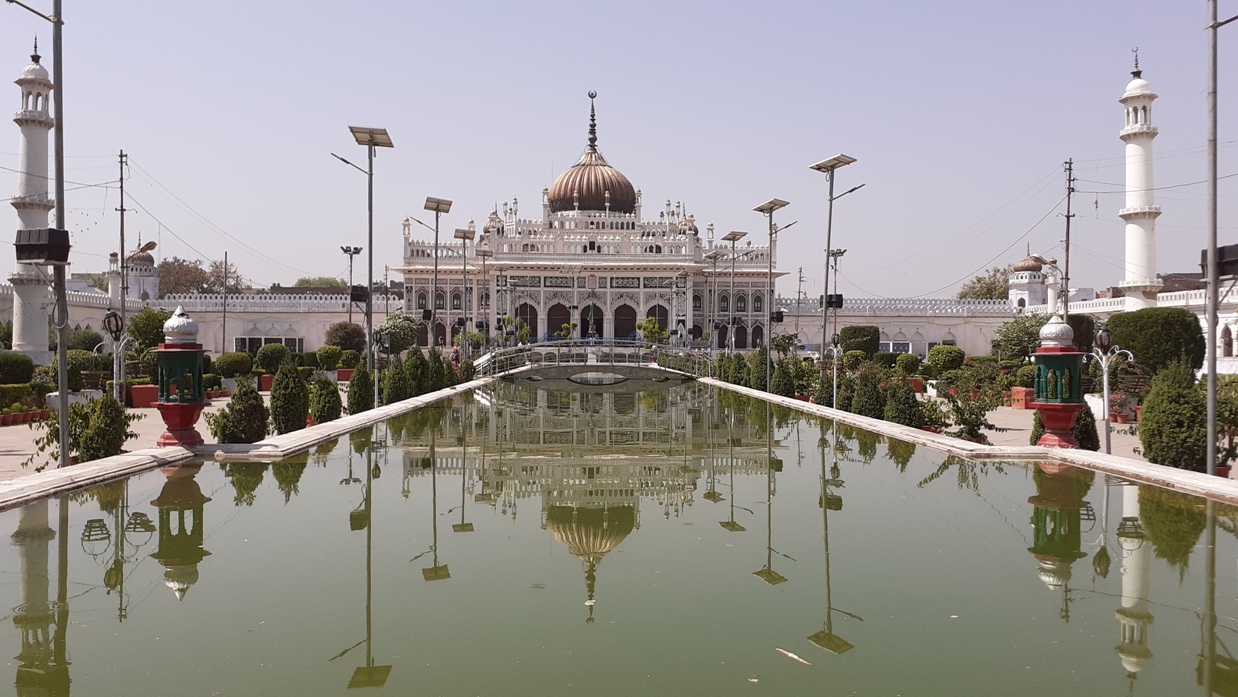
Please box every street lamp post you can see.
[341,245,362,323]
[1091,328,1134,455]
[824,333,843,409]
[454,228,474,358]
[333,125,392,410]
[1030,254,1067,316]
[102,309,131,403]
[754,199,789,391]
[810,155,860,386]
[475,247,493,351]
[424,197,453,348]
[706,249,726,375]
[722,231,747,355]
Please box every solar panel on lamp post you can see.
[754,199,789,392]
[454,228,475,358]
[425,197,453,350]
[810,154,858,384]
[722,231,747,355]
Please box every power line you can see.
[1076,170,1238,192]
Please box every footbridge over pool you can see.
[472,339,707,385]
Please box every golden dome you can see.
[547,92,637,214]
[1013,255,1043,273]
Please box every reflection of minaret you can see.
[150,465,212,600]
[1028,464,1092,622]
[545,505,635,623]
[10,42,55,363]
[11,498,69,695]
[1115,483,1153,681]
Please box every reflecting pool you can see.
[2,381,1236,696]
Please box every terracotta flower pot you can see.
[130,384,159,408]
[0,413,13,426]
[260,374,275,391]
[1110,412,1127,424]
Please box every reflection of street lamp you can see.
[808,419,857,654]
[347,444,392,689]
[341,246,362,323]
[423,425,451,581]
[719,411,747,532]
[453,403,475,533]
[753,401,787,585]
[722,231,747,354]
[1091,328,1134,455]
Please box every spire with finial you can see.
[587,90,598,152]
[1131,46,1141,78]
[31,36,40,64]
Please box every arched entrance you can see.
[716,325,728,349]
[646,304,668,332]
[751,324,764,349]
[418,322,429,347]
[614,304,637,340]
[450,322,463,344]
[1225,324,1234,358]
[580,304,604,338]
[547,303,571,338]
[516,303,539,341]
[733,324,748,349]
[691,324,703,340]
[434,322,447,347]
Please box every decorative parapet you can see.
[774,295,1016,318]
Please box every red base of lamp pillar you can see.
[1030,402,1084,448]
[155,402,206,447]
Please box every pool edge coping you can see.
[700,377,1238,507]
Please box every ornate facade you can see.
[395,93,780,349]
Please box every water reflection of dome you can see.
[162,564,200,601]
[1035,558,1072,591]
[546,505,635,623]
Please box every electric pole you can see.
[222,250,228,353]
[1062,158,1075,321]
[794,266,804,338]
[116,151,132,386]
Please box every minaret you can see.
[10,43,54,363]
[1115,484,1153,680]
[1117,53,1163,307]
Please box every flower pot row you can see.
[206,389,229,399]
[0,409,50,426]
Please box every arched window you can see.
[692,294,703,312]
[435,290,445,310]
[719,294,729,312]
[417,291,427,310]
[753,294,763,314]
[452,291,462,310]
[736,294,747,313]
[480,291,490,309]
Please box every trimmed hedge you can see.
[1108,307,1205,374]
[838,325,880,358]
[316,345,343,371]
[256,344,291,374]
[340,349,361,369]
[1138,359,1207,471]
[927,345,965,373]
[0,352,35,383]
[215,352,253,379]
[0,383,32,410]
[895,353,921,375]
[347,367,374,414]
[873,352,900,368]
[270,361,309,435]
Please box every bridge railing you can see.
[472,338,714,378]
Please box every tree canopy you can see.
[991,313,1049,363]
[294,276,346,288]
[957,266,1010,301]
[156,256,243,296]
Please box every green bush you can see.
[300,351,319,368]
[0,383,32,410]
[383,358,414,405]
[1015,364,1036,389]
[126,307,172,352]
[427,348,447,392]
[340,349,361,369]
[838,325,880,357]
[200,354,213,376]
[203,373,222,390]
[1066,314,1095,354]
[30,366,55,400]
[1108,307,1206,374]
[770,359,796,397]
[873,352,900,368]
[919,400,949,431]
[927,345,966,374]
[850,363,886,419]
[214,352,253,378]
[460,359,475,382]
[206,380,269,444]
[814,369,834,407]
[309,375,342,423]
[270,361,310,434]
[966,355,998,366]
[406,348,430,395]
[842,350,865,371]
[256,344,291,374]
[50,349,99,392]
[326,321,367,354]
[895,353,921,375]
[26,395,142,470]
[297,366,315,382]
[1138,359,1207,471]
[316,345,343,371]
[883,379,924,428]
[0,352,35,383]
[65,327,105,352]
[747,348,772,392]
[347,367,374,414]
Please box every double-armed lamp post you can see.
[754,198,790,391]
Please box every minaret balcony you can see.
[13,109,53,127]
[1119,124,1158,140]
[9,193,53,210]
[1118,277,1163,293]
[1118,205,1161,220]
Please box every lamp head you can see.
[1095,328,1112,351]
[102,310,123,342]
[1030,254,1056,266]
[831,333,840,347]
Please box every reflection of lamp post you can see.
[453,403,475,533]
[346,444,392,688]
[753,401,787,585]
[719,411,747,532]
[722,231,747,354]
[808,419,856,654]
[423,424,451,581]
[1091,328,1134,455]
[341,246,362,323]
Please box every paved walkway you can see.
[985,405,1147,462]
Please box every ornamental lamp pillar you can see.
[154,306,207,447]
[1029,314,1085,448]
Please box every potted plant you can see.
[1108,390,1130,423]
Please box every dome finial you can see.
[1131,46,1141,78]
[31,36,40,64]
[587,90,598,151]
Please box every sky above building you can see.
[1,0,1234,300]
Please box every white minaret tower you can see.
[1115,484,1153,680]
[10,42,54,363]
[1117,53,1163,308]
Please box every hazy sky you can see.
[1,1,1234,300]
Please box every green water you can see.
[1,381,1234,696]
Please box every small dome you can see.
[1012,255,1043,273]
[163,564,200,601]
[1122,70,1154,100]
[163,306,200,344]
[681,214,699,234]
[21,47,49,81]
[126,249,154,265]
[483,210,504,234]
[1038,314,1074,347]
[1036,559,1071,590]
[547,93,637,214]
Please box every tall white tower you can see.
[1117,57,1163,308]
[10,43,54,363]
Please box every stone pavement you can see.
[984,404,1147,462]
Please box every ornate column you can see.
[1030,315,1085,447]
